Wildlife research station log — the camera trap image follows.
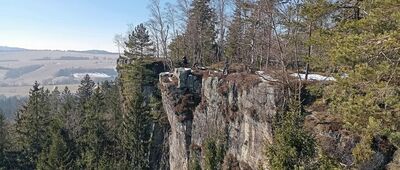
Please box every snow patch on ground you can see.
[73,73,111,79]
[291,73,336,81]
[159,72,171,76]
[256,71,278,82]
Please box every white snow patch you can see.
[73,73,111,79]
[341,73,349,78]
[291,73,336,81]
[184,68,191,71]
[159,72,171,77]
[256,71,278,82]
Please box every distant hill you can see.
[67,50,117,55]
[0,46,28,52]
[0,46,116,54]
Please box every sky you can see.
[0,0,171,52]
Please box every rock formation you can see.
[160,68,278,169]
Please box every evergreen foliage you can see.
[36,116,75,170]
[15,81,52,168]
[1,0,399,169]
[77,74,95,104]
[0,77,125,169]
[0,112,7,169]
[125,23,155,58]
[185,0,217,66]
[117,59,154,169]
[204,138,225,170]
[267,107,316,169]
[306,0,400,165]
[226,0,244,64]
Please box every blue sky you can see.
[0,0,171,52]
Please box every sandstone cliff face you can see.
[160,68,278,170]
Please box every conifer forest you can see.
[1,0,400,169]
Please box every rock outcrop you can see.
[387,150,400,170]
[305,112,397,169]
[160,68,278,169]
[304,112,359,166]
[117,60,398,169]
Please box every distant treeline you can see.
[55,68,117,77]
[4,65,43,79]
[34,56,91,61]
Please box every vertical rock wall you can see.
[160,68,278,170]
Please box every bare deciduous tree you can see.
[148,0,169,59]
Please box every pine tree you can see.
[124,23,155,58]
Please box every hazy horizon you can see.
[0,0,173,52]
[0,45,118,53]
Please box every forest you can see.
[1,0,400,169]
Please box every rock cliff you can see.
[159,68,278,169]
[119,60,398,169]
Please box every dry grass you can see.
[218,72,262,95]
[208,62,248,73]
[222,154,240,170]
[174,91,201,122]
[304,112,343,136]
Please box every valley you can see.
[0,48,118,96]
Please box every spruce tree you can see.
[36,116,75,170]
[49,87,61,115]
[226,0,244,63]
[100,81,123,162]
[0,112,7,168]
[15,81,52,168]
[77,74,95,104]
[60,87,77,134]
[118,60,152,169]
[124,23,155,58]
[185,0,216,66]
[77,86,107,169]
[267,108,316,169]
